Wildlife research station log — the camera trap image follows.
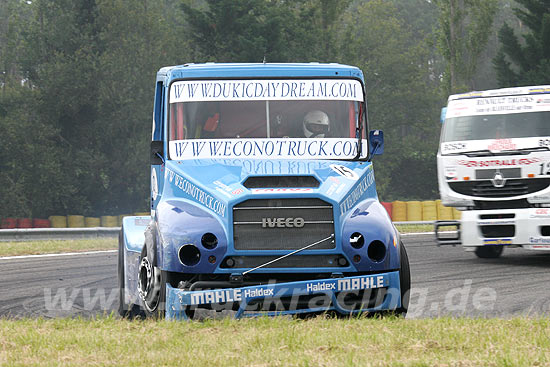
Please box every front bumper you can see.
[461,208,550,249]
[166,271,401,319]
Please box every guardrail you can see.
[0,227,121,242]
[0,222,438,241]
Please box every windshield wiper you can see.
[459,150,495,157]
[514,146,550,152]
[447,146,550,157]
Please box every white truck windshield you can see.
[442,111,550,142]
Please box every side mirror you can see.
[151,140,164,165]
[440,107,447,124]
[369,130,384,155]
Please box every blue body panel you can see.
[122,63,403,317]
[157,63,364,83]
[152,159,400,274]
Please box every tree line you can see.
[0,0,548,218]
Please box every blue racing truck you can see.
[118,63,410,319]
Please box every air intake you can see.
[243,176,320,188]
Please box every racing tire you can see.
[395,242,410,317]
[138,244,167,319]
[117,229,144,318]
[474,245,503,259]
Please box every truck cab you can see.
[118,63,409,319]
[436,85,550,257]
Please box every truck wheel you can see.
[396,242,410,316]
[137,245,166,318]
[474,245,503,259]
[117,229,143,318]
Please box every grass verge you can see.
[0,238,117,257]
[0,316,548,366]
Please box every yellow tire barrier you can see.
[453,208,462,220]
[436,200,454,220]
[48,215,67,228]
[392,201,407,221]
[421,201,437,221]
[101,215,119,227]
[67,215,85,228]
[134,212,150,217]
[406,201,422,221]
[85,217,100,227]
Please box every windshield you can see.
[167,79,367,160]
[442,111,550,142]
[169,99,361,140]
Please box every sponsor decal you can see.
[530,208,550,218]
[446,95,550,118]
[212,159,331,175]
[261,217,305,228]
[529,237,550,244]
[339,170,375,213]
[457,157,541,167]
[231,188,244,195]
[442,142,466,152]
[487,139,516,152]
[187,275,385,306]
[330,164,359,180]
[167,168,226,217]
[213,180,236,198]
[325,183,339,196]
[525,245,550,250]
[444,166,457,180]
[170,79,364,103]
[170,138,366,160]
[530,87,550,94]
[151,167,159,201]
[251,188,313,193]
[483,239,512,245]
[134,218,150,226]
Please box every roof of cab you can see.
[449,85,550,101]
[157,63,364,82]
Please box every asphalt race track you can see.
[1,233,549,319]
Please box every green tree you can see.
[179,0,350,62]
[434,0,498,94]
[493,0,550,86]
[180,0,288,62]
[338,0,443,200]
[7,0,186,218]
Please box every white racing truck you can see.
[435,85,550,258]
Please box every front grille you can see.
[475,168,520,180]
[479,213,515,219]
[243,176,320,188]
[449,179,550,198]
[221,255,348,269]
[233,198,335,250]
[480,225,515,238]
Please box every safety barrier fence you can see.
[0,222,440,242]
[0,201,460,230]
[0,213,150,229]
